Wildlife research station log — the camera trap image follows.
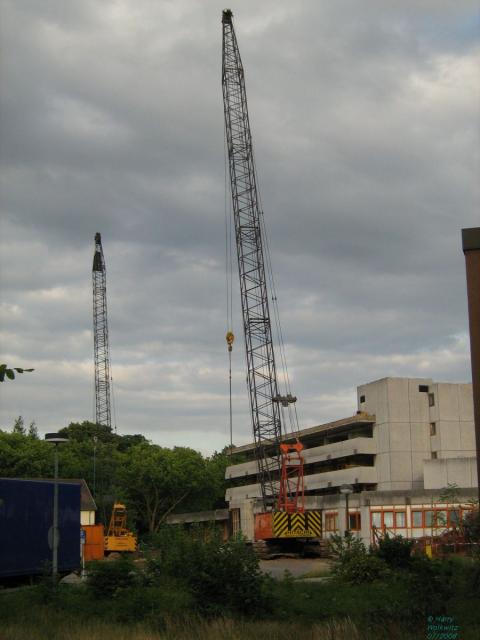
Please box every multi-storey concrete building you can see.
[225,377,477,544]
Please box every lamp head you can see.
[45,433,68,445]
[339,483,354,495]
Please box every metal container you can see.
[0,478,81,577]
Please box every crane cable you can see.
[224,130,234,452]
[254,155,301,439]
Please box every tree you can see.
[58,421,116,444]
[12,416,26,435]
[0,430,52,477]
[120,444,210,534]
[27,421,38,439]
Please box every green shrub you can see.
[145,527,271,616]
[329,533,388,584]
[373,534,414,569]
[328,531,365,559]
[462,509,480,543]
[334,550,388,584]
[404,556,454,618]
[87,556,139,598]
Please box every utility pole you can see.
[45,433,68,577]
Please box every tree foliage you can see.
[0,417,230,533]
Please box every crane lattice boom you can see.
[92,232,112,429]
[222,9,282,509]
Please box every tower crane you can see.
[222,10,321,547]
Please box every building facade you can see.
[225,377,477,544]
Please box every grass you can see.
[297,565,334,579]
[0,576,471,640]
[0,615,402,640]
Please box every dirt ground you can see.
[258,557,333,579]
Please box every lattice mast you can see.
[222,9,284,510]
[92,232,112,429]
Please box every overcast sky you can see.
[1,1,479,455]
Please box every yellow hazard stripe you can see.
[273,511,289,536]
[272,511,322,538]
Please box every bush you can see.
[329,533,388,584]
[373,534,414,569]
[145,526,271,616]
[404,556,454,618]
[87,556,139,598]
[462,509,480,543]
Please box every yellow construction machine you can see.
[104,502,137,553]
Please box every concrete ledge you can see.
[165,509,229,525]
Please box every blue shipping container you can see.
[0,478,81,577]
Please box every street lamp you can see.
[93,435,98,498]
[339,483,354,537]
[45,433,68,577]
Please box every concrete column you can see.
[462,227,480,499]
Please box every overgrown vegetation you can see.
[2,529,480,639]
[144,528,271,616]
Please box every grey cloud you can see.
[0,0,478,451]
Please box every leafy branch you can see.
[0,364,34,382]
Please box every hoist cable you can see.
[224,129,234,451]
[253,157,300,438]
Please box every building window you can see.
[461,506,474,521]
[371,512,382,528]
[360,395,365,403]
[425,510,435,527]
[371,510,397,530]
[431,452,438,460]
[395,511,406,528]
[412,510,423,527]
[430,422,436,436]
[428,393,435,407]
[436,510,448,527]
[325,512,338,532]
[419,385,429,393]
[231,509,241,536]
[348,512,361,531]
[383,511,394,528]
[449,509,461,526]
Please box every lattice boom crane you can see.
[222,10,321,543]
[222,8,283,509]
[92,232,112,429]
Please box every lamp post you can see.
[45,433,68,577]
[93,435,98,498]
[340,483,354,537]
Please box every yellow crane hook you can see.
[226,331,234,352]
